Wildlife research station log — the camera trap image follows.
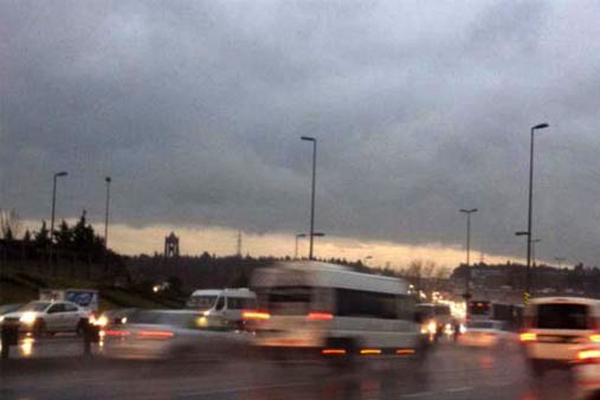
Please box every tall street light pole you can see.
[50,171,68,241]
[301,136,317,260]
[524,123,549,297]
[460,208,478,300]
[104,177,112,249]
[295,232,324,260]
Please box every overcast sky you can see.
[2,1,600,265]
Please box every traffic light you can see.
[523,291,531,305]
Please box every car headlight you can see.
[90,315,108,327]
[427,320,437,334]
[19,312,37,325]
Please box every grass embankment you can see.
[0,269,184,311]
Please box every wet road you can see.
[0,342,578,400]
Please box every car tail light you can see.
[307,312,333,320]
[322,348,346,355]
[589,334,600,342]
[137,330,174,339]
[242,310,270,320]
[578,348,600,363]
[360,349,381,355]
[589,317,600,330]
[105,329,131,337]
[396,349,415,355]
[520,332,537,342]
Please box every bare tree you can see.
[0,209,22,239]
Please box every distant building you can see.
[164,232,180,258]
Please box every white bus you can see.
[250,261,425,365]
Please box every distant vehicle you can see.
[468,300,523,331]
[251,261,426,366]
[100,309,251,360]
[40,289,99,312]
[458,320,518,349]
[520,297,600,376]
[186,288,258,329]
[415,303,455,340]
[0,300,90,336]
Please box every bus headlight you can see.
[427,320,437,334]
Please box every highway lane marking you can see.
[400,391,434,398]
[179,380,315,397]
[446,386,472,392]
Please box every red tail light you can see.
[137,330,174,339]
[307,312,333,320]
[589,317,599,330]
[105,329,131,337]
[322,348,346,355]
[242,310,270,320]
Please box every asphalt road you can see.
[0,341,578,400]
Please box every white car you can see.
[458,320,517,349]
[100,309,252,361]
[0,300,90,336]
[520,297,600,376]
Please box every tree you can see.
[0,209,21,239]
[55,220,73,248]
[34,221,51,248]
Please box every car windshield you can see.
[536,303,589,330]
[21,302,51,312]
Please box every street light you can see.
[300,136,317,260]
[295,232,325,259]
[460,208,478,300]
[50,171,68,241]
[104,177,112,249]
[522,122,549,297]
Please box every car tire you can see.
[76,319,87,336]
[33,319,46,338]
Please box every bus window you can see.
[469,301,491,316]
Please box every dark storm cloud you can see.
[2,0,600,263]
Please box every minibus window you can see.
[536,304,588,330]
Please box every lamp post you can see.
[104,177,111,249]
[300,136,317,260]
[295,232,324,260]
[460,208,478,300]
[554,257,566,269]
[523,122,549,297]
[50,171,68,241]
